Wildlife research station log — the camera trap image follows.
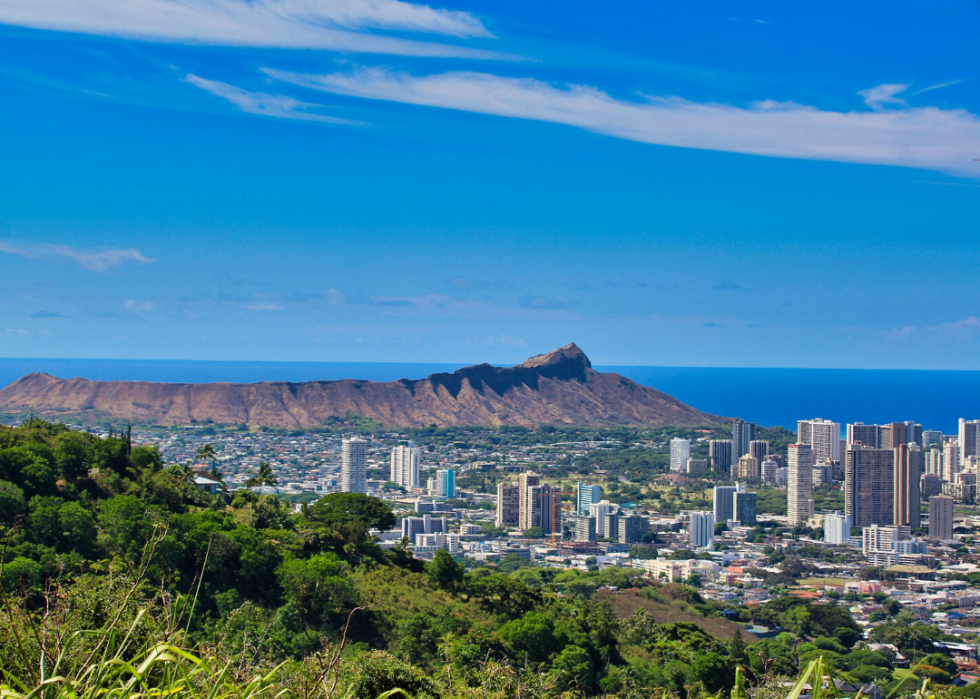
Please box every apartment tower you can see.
[341,436,368,494]
[787,443,814,525]
[845,444,895,527]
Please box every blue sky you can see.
[0,0,978,368]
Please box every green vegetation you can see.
[0,419,962,698]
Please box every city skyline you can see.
[0,2,978,368]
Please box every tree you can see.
[693,652,734,693]
[551,645,596,692]
[426,549,464,590]
[0,480,26,525]
[245,462,277,489]
[306,492,396,532]
[730,628,747,664]
[196,443,217,464]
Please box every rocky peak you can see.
[520,343,592,370]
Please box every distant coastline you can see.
[0,357,976,433]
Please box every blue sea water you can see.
[1,358,978,434]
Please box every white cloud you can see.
[0,241,156,272]
[914,79,964,95]
[887,316,980,342]
[186,74,360,123]
[857,83,909,110]
[123,299,153,311]
[0,0,496,58]
[265,68,980,176]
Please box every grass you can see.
[593,589,755,642]
[798,577,848,587]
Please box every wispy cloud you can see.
[0,241,156,272]
[186,74,360,123]
[914,79,964,95]
[858,83,909,110]
[266,67,980,176]
[887,316,980,342]
[0,0,498,58]
[123,300,153,311]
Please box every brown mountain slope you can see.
[0,344,725,428]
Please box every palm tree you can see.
[196,443,218,465]
[207,465,227,491]
[245,462,278,490]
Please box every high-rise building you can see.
[921,473,942,499]
[713,484,742,523]
[922,430,943,449]
[824,511,851,544]
[590,500,618,538]
[761,458,778,484]
[880,422,907,451]
[924,448,943,477]
[845,444,895,528]
[732,420,755,466]
[862,524,910,555]
[733,491,757,525]
[618,511,650,544]
[518,472,540,529]
[496,483,521,528]
[905,422,923,447]
[686,458,708,476]
[787,443,814,525]
[735,454,760,481]
[959,419,980,468]
[341,436,367,493]
[894,444,921,529]
[689,511,715,549]
[798,419,842,463]
[670,438,691,473]
[929,495,954,541]
[709,440,733,475]
[390,442,420,489]
[847,422,882,448]
[435,468,455,498]
[576,483,601,515]
[519,473,560,534]
[749,440,770,466]
[568,514,597,542]
[943,442,961,481]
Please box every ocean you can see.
[0,358,977,434]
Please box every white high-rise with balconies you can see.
[959,419,980,468]
[689,511,715,549]
[341,436,368,493]
[798,418,842,463]
[390,442,420,489]
[670,438,691,473]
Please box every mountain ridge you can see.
[0,344,726,428]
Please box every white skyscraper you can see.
[797,418,842,463]
[787,443,814,525]
[390,442,420,489]
[943,442,961,481]
[824,511,851,544]
[959,419,980,468]
[341,436,368,493]
[590,500,618,538]
[670,438,691,473]
[689,511,715,549]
